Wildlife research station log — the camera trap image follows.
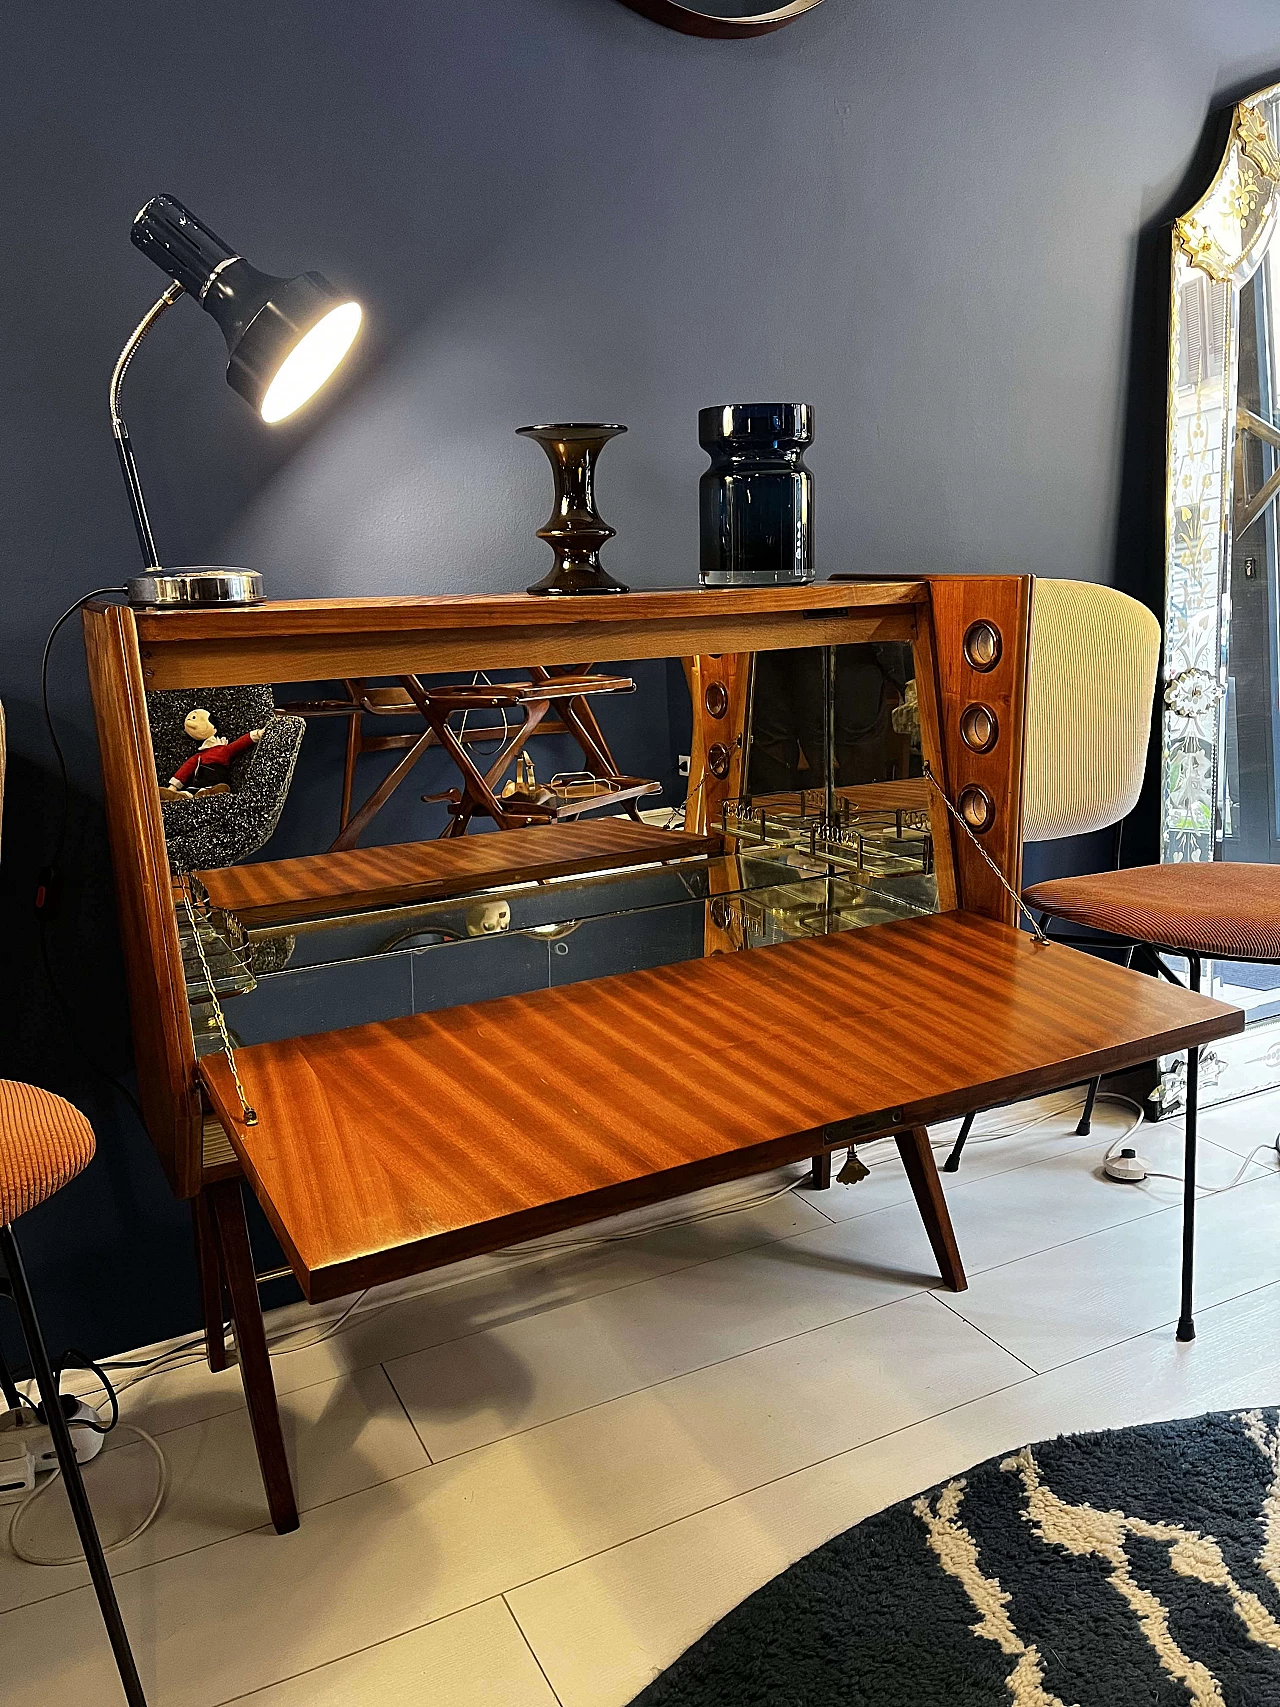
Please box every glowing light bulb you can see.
[259,301,362,423]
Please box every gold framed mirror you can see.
[1160,81,1280,1109]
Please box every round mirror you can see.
[617,0,825,38]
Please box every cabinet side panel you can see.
[83,604,201,1195]
[926,576,1032,924]
[686,653,751,836]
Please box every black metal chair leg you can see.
[943,1111,976,1173]
[1177,954,1200,1344]
[1075,1077,1100,1137]
[0,1224,149,1706]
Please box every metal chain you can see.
[921,762,1048,945]
[179,883,258,1125]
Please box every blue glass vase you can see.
[698,403,814,587]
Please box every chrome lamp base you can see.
[127,568,264,609]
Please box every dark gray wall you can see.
[3,0,1279,1360]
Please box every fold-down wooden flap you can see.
[200,910,1242,1302]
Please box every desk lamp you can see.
[113,194,362,608]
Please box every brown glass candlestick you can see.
[518,423,629,595]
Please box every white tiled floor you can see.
[4,1088,1280,1706]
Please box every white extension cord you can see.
[1102,1125,1280,1194]
[7,1424,168,1567]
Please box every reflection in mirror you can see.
[157,643,938,1059]
[745,643,917,793]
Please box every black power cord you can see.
[34,586,147,1124]
[37,586,127,902]
[51,1349,119,1436]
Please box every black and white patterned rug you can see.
[630,1410,1280,1705]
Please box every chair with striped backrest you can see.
[944,578,1279,1343]
[0,702,149,1705]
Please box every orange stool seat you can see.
[1025,862,1280,962]
[0,1080,95,1226]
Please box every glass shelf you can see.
[181,846,938,1056]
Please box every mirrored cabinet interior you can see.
[167,640,939,1059]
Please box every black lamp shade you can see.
[130,194,360,418]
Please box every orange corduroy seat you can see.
[0,1079,95,1226]
[1025,862,1280,963]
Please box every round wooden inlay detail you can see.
[958,785,995,832]
[959,703,999,753]
[704,681,729,719]
[707,742,733,778]
[963,621,1003,672]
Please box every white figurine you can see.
[161,708,265,800]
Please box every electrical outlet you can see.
[0,1408,41,1494]
[678,754,691,777]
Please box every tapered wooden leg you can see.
[896,1127,967,1292]
[807,1151,833,1190]
[208,1180,299,1533]
[192,1192,228,1373]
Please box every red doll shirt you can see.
[170,731,257,789]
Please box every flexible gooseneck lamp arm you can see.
[109,280,184,569]
[112,195,363,605]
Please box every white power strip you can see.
[0,1400,103,1495]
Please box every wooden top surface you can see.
[113,582,926,690]
[120,581,928,644]
[200,911,1243,1300]
[197,821,722,928]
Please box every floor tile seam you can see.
[109,1357,422,1455]
[657,1176,1172,1309]
[180,1272,1280,1607]
[929,1290,1039,1374]
[800,1140,1237,1263]
[883,1096,1151,1185]
[409,1283,941,1463]
[794,1192,838,1223]
[917,1193,1186,1285]
[22,1191,1280,1621]
[0,1438,447,1617]
[6,1219,1150,1619]
[503,1591,568,1705]
[286,1193,832,1381]
[497,1365,1045,1604]
[204,1593,535,1706]
[1011,1273,1280,1377]
[940,1163,1280,1291]
[381,1360,434,1464]
[105,1208,825,1438]
[495,1277,1280,1613]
